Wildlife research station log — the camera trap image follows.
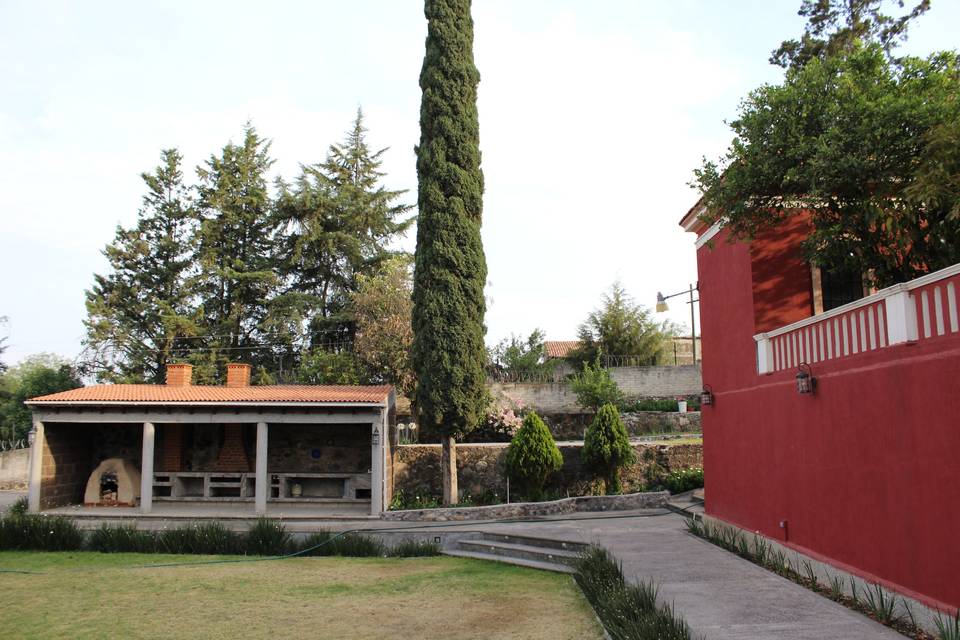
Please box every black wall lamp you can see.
[700,384,714,406]
[796,363,816,395]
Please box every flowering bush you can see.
[464,395,524,442]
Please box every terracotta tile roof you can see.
[28,384,392,405]
[543,341,581,359]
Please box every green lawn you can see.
[0,552,603,640]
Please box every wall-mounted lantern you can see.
[371,426,380,446]
[27,426,37,447]
[796,363,816,395]
[700,384,714,407]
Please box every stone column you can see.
[27,419,45,512]
[370,419,383,515]
[255,422,268,515]
[140,422,155,514]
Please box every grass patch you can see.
[0,552,603,639]
[574,546,700,640]
[686,517,940,639]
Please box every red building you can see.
[682,203,960,613]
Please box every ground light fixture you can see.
[700,384,714,406]
[796,363,816,395]
[655,283,700,363]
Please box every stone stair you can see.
[443,531,587,573]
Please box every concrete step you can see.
[442,549,575,574]
[458,538,581,567]
[477,531,588,553]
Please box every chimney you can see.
[226,363,252,388]
[166,363,193,387]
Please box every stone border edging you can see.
[381,491,669,522]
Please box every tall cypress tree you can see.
[412,0,486,505]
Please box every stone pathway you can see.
[467,508,901,640]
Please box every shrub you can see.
[936,609,960,640]
[389,489,442,511]
[0,513,84,551]
[87,524,157,553]
[663,468,704,494]
[387,539,442,557]
[299,530,385,557]
[245,518,291,556]
[620,396,701,413]
[157,522,240,555]
[569,361,623,411]
[8,497,28,516]
[504,411,563,500]
[574,546,696,640]
[582,404,635,494]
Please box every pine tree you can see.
[771,0,930,69]
[274,110,413,377]
[82,149,198,383]
[412,0,487,505]
[194,125,277,380]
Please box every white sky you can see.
[1,0,957,366]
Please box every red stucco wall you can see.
[697,226,960,612]
[750,213,813,333]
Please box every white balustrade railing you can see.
[755,262,960,374]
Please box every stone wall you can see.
[489,365,702,414]
[0,448,29,490]
[392,441,703,502]
[268,424,370,474]
[40,424,97,509]
[545,412,701,440]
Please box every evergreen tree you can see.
[0,355,81,441]
[412,0,487,505]
[193,125,277,380]
[582,404,635,495]
[771,0,930,69]
[82,149,198,383]
[274,110,413,377]
[505,411,563,500]
[569,283,670,368]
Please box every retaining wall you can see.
[392,442,702,502]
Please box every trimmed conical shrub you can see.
[583,403,635,494]
[505,411,563,500]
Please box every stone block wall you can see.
[40,424,98,509]
[392,441,703,501]
[489,365,702,415]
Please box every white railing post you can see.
[884,286,918,345]
[755,334,774,374]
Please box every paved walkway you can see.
[467,509,900,640]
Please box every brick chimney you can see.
[226,363,252,388]
[166,363,193,387]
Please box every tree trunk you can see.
[441,435,458,506]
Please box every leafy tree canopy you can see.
[569,283,672,367]
[0,354,81,441]
[351,256,415,399]
[488,329,557,378]
[771,0,930,69]
[694,44,960,288]
[569,360,623,412]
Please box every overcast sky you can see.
[1,0,957,367]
